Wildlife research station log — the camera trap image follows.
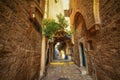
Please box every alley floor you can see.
[43,60,93,80]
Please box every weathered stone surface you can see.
[44,63,92,80]
[70,0,120,80]
[0,0,44,80]
[70,0,94,29]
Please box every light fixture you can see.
[32,13,35,18]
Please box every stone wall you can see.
[70,0,94,29]
[70,0,120,80]
[94,0,120,80]
[0,0,44,80]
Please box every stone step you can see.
[50,61,74,65]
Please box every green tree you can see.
[43,19,60,39]
[57,13,68,30]
[43,14,68,39]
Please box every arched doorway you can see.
[73,12,88,71]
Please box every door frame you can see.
[78,38,88,74]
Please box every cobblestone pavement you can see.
[43,61,93,80]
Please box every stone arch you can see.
[53,41,67,59]
[73,12,88,67]
[73,12,87,30]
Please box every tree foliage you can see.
[43,14,68,39]
[66,27,76,36]
[43,19,60,38]
[57,14,68,29]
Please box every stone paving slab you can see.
[43,62,93,80]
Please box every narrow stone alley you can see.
[43,61,92,80]
[0,0,120,80]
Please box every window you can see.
[88,40,94,51]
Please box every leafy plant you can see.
[43,14,69,39]
[57,13,68,30]
[66,27,76,36]
[43,19,60,39]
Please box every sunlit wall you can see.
[47,0,70,31]
[48,0,64,20]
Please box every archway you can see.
[53,41,67,60]
[52,30,73,61]
[73,12,87,69]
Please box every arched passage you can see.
[53,41,66,60]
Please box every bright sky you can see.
[62,0,69,9]
[61,0,70,31]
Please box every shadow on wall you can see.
[31,18,42,34]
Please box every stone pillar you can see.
[39,35,46,79]
[39,0,48,79]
